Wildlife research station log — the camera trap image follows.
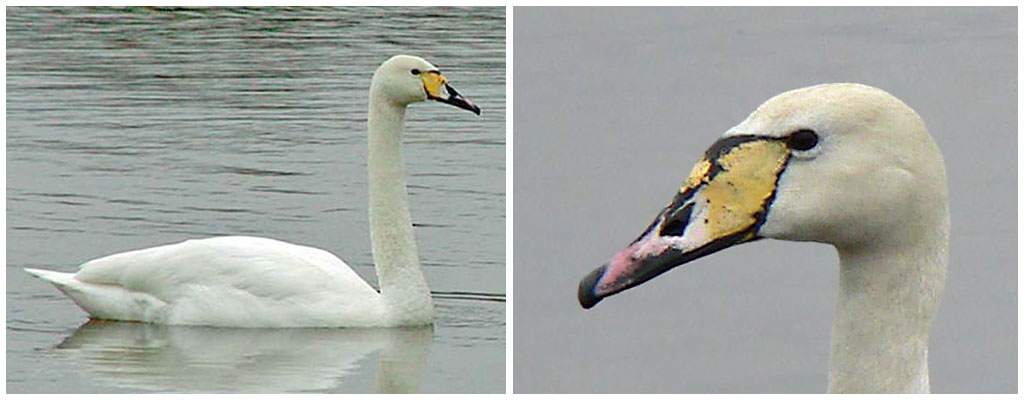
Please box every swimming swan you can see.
[25,55,481,328]
[578,83,947,393]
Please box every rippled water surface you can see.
[7,7,505,393]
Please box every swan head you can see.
[371,55,481,115]
[579,83,947,308]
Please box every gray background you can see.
[513,7,1015,393]
[8,7,504,393]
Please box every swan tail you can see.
[23,268,166,323]
[24,268,77,286]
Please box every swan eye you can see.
[787,129,819,151]
[410,69,421,75]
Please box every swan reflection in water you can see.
[53,320,433,393]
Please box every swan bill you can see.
[421,71,481,115]
[579,136,791,309]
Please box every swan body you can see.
[578,83,947,393]
[26,55,481,328]
[27,237,386,327]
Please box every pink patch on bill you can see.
[598,237,671,292]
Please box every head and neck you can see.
[579,83,947,393]
[367,55,480,324]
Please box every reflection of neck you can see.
[829,213,948,393]
[367,88,433,324]
[374,326,434,393]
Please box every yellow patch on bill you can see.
[681,158,711,192]
[420,72,449,98]
[699,140,788,238]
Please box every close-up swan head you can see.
[579,83,947,308]
[578,83,951,392]
[371,54,481,115]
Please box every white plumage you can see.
[26,55,481,328]
[580,83,948,393]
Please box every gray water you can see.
[7,7,505,393]
[514,7,1015,393]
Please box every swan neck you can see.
[828,217,948,393]
[367,91,433,322]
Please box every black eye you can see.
[410,69,420,75]
[787,129,819,151]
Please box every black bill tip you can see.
[578,265,607,309]
[438,83,481,115]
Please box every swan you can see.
[578,83,948,393]
[25,55,482,328]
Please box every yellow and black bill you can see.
[579,134,793,309]
[420,70,481,115]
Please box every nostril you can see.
[660,218,687,237]
[659,203,694,237]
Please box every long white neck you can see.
[828,211,948,393]
[367,88,434,324]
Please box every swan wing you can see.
[29,236,384,327]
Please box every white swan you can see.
[578,83,948,393]
[25,55,481,328]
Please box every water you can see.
[514,7,1015,393]
[7,7,505,393]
